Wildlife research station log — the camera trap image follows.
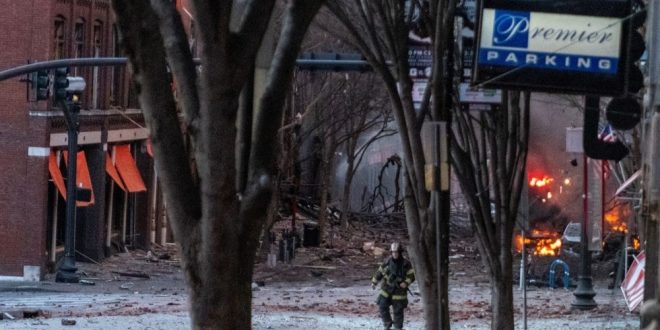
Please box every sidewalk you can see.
[0,310,639,329]
[0,280,640,329]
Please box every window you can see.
[74,18,86,58]
[93,21,102,55]
[73,18,86,77]
[110,24,123,107]
[54,16,66,59]
[92,20,103,109]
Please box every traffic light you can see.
[584,96,628,161]
[53,67,69,101]
[606,96,641,130]
[32,70,50,100]
[606,0,646,130]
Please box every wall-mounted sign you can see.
[459,83,502,104]
[473,0,631,96]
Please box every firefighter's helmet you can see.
[390,242,403,252]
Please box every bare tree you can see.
[111,0,323,328]
[292,70,394,235]
[324,0,454,327]
[335,85,395,229]
[292,71,345,239]
[325,1,531,329]
[451,92,530,329]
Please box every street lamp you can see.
[571,154,597,309]
[55,72,87,283]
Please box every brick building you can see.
[0,0,169,278]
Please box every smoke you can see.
[528,93,585,225]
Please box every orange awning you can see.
[115,144,147,193]
[63,150,95,207]
[48,151,66,199]
[106,153,126,191]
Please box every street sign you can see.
[458,82,502,104]
[566,127,584,153]
[473,0,632,95]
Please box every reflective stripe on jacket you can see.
[371,256,415,300]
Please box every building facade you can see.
[0,0,169,278]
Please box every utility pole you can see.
[430,0,456,327]
[641,0,660,326]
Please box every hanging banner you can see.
[587,157,603,251]
[473,0,631,95]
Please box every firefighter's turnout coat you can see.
[371,256,415,302]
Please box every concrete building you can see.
[0,0,169,279]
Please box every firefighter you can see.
[371,242,415,330]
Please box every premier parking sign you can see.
[473,0,631,95]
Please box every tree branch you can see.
[243,0,325,234]
[112,0,202,263]
[150,0,201,140]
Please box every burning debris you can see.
[514,230,562,257]
[529,176,554,188]
[604,203,632,234]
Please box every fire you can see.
[604,204,631,233]
[529,176,554,188]
[514,230,562,256]
[633,237,640,250]
[535,238,562,256]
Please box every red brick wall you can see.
[0,0,52,276]
[0,0,114,276]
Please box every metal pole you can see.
[0,57,371,82]
[150,168,158,244]
[122,190,128,244]
[433,124,442,328]
[51,177,59,264]
[432,122,451,329]
[56,100,80,283]
[106,147,116,250]
[641,1,660,325]
[521,230,528,330]
[572,152,597,309]
[161,200,168,245]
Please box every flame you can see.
[535,238,562,256]
[529,176,554,188]
[605,204,631,234]
[633,237,640,250]
[514,230,562,256]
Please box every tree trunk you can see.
[402,174,438,329]
[189,234,256,329]
[259,191,279,260]
[317,168,330,243]
[112,1,325,329]
[317,135,336,240]
[318,181,329,243]
[340,161,354,229]
[491,252,514,330]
